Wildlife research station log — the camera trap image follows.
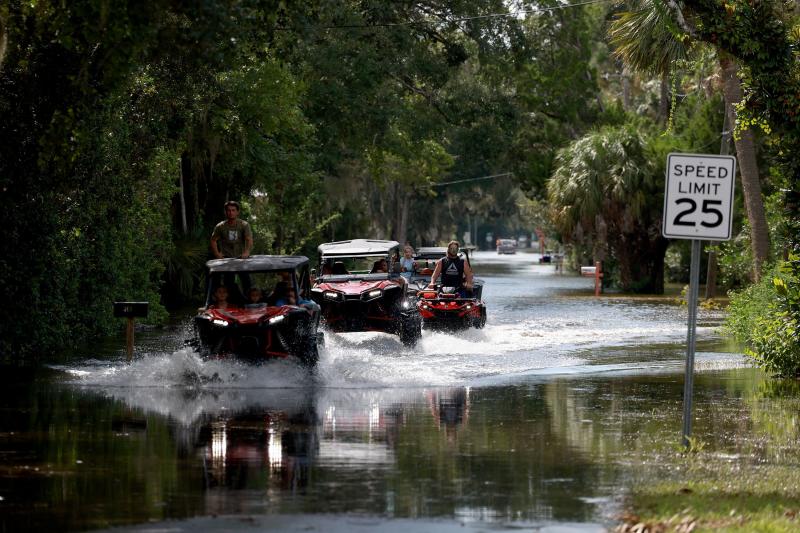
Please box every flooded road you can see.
[0,252,772,532]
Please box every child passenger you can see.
[400,245,415,279]
[245,287,266,308]
[211,286,232,309]
[276,288,319,314]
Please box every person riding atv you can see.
[427,241,474,297]
[413,242,486,330]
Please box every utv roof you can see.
[414,247,447,259]
[415,246,472,260]
[318,239,400,257]
[206,255,308,273]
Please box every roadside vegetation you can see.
[0,0,798,388]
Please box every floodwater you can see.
[0,252,787,532]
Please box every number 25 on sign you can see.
[663,153,736,241]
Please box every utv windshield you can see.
[206,270,298,307]
[319,255,397,280]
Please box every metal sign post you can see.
[662,153,736,447]
[682,239,702,445]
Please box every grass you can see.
[615,462,800,532]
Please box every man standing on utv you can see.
[428,240,474,296]
[210,201,254,298]
[211,201,253,260]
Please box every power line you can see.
[276,0,614,31]
[432,172,512,187]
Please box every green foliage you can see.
[609,0,692,77]
[164,231,208,302]
[726,258,800,377]
[548,119,673,292]
[0,0,262,356]
[679,0,800,301]
[715,191,787,289]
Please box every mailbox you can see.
[113,301,149,318]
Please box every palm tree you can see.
[609,0,690,124]
[609,0,770,281]
[548,124,669,293]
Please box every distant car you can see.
[539,250,553,263]
[311,239,422,346]
[193,256,322,366]
[497,239,517,254]
[408,247,487,330]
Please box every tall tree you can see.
[548,123,670,293]
[609,0,690,124]
[609,0,770,281]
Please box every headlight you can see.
[402,300,410,309]
[466,304,472,310]
[362,288,382,301]
[268,315,285,325]
[212,319,229,327]
[324,291,340,301]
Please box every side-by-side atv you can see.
[310,239,422,346]
[192,255,322,366]
[408,247,487,331]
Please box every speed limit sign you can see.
[663,153,736,240]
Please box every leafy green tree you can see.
[0,1,287,355]
[610,0,770,282]
[510,1,606,193]
[674,0,800,375]
[548,122,671,293]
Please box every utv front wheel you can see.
[399,318,422,347]
[298,338,320,367]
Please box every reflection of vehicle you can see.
[311,239,422,346]
[409,247,486,330]
[496,239,517,254]
[539,250,553,263]
[195,395,320,498]
[193,256,322,365]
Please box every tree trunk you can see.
[621,66,632,111]
[0,14,7,71]
[719,54,770,281]
[705,249,718,299]
[658,73,670,126]
[178,156,188,235]
[397,189,410,246]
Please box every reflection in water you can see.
[4,364,799,531]
[195,399,321,515]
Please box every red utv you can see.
[408,246,487,330]
[193,255,322,366]
[310,239,422,346]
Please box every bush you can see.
[726,258,800,377]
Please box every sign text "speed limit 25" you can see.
[662,153,736,241]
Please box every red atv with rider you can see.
[408,246,487,330]
[310,239,422,346]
